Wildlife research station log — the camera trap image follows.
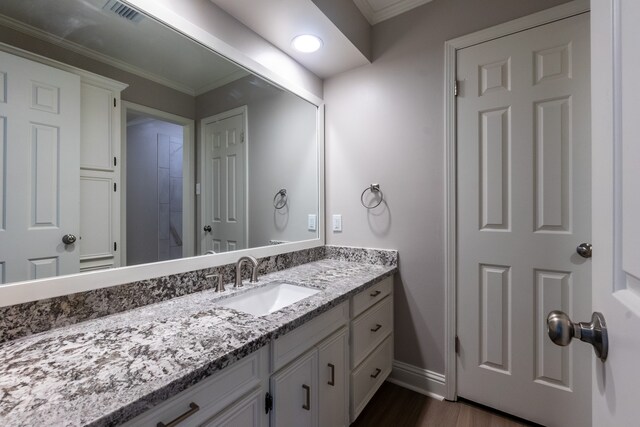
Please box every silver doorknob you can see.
[547,310,608,362]
[62,234,77,245]
[203,225,212,232]
[576,243,592,258]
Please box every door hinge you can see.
[241,131,245,143]
[455,335,460,354]
[113,182,117,192]
[114,242,117,251]
[113,156,117,167]
[113,98,117,107]
[264,392,273,414]
[454,80,459,97]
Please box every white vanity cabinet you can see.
[269,302,350,427]
[122,276,394,427]
[123,346,270,427]
[349,276,394,422]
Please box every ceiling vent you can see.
[103,0,144,23]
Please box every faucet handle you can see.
[206,273,225,292]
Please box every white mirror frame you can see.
[0,0,325,307]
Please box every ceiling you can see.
[210,0,433,80]
[0,0,248,96]
[353,0,433,25]
[210,0,371,79]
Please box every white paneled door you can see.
[202,110,247,253]
[592,1,640,424]
[456,13,591,426]
[0,51,81,284]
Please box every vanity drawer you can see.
[123,346,268,427]
[351,276,393,318]
[350,334,393,421]
[351,296,393,367]
[272,301,348,371]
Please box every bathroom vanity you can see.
[0,250,396,426]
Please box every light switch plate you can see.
[332,214,342,232]
[308,214,317,231]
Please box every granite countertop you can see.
[0,259,396,427]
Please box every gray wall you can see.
[324,0,571,375]
[197,76,318,248]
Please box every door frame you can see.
[443,0,590,401]
[121,101,196,264]
[199,105,249,254]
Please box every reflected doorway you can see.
[122,103,195,266]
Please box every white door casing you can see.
[591,1,640,424]
[201,107,248,253]
[0,50,81,283]
[456,13,591,426]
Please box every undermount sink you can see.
[217,282,320,317]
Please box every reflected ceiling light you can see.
[291,34,323,53]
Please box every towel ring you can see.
[360,184,384,209]
[273,189,287,209]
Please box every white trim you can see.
[199,106,250,253]
[353,0,433,25]
[0,238,323,307]
[0,14,199,96]
[443,0,590,401]
[387,360,446,401]
[195,70,250,96]
[0,41,128,93]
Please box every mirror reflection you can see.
[0,0,319,285]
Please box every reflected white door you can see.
[592,1,640,424]
[456,13,591,426]
[202,110,246,253]
[0,51,80,283]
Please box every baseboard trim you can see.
[388,360,446,401]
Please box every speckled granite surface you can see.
[0,258,397,427]
[0,246,394,344]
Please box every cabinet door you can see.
[202,389,264,427]
[318,328,348,427]
[270,350,318,427]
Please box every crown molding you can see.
[352,0,433,25]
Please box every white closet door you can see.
[202,112,246,253]
[0,51,80,283]
[456,13,591,426]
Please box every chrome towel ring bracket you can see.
[360,183,384,209]
[273,189,288,209]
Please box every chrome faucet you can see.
[235,255,259,287]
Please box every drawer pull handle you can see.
[371,324,382,332]
[370,368,382,379]
[370,290,382,297]
[328,363,335,386]
[157,402,200,427]
[302,384,311,410]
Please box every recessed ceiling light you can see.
[291,34,323,53]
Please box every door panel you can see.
[270,350,317,427]
[0,50,80,284]
[592,1,640,424]
[202,111,246,253]
[456,13,591,426]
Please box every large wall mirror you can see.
[0,0,321,289]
